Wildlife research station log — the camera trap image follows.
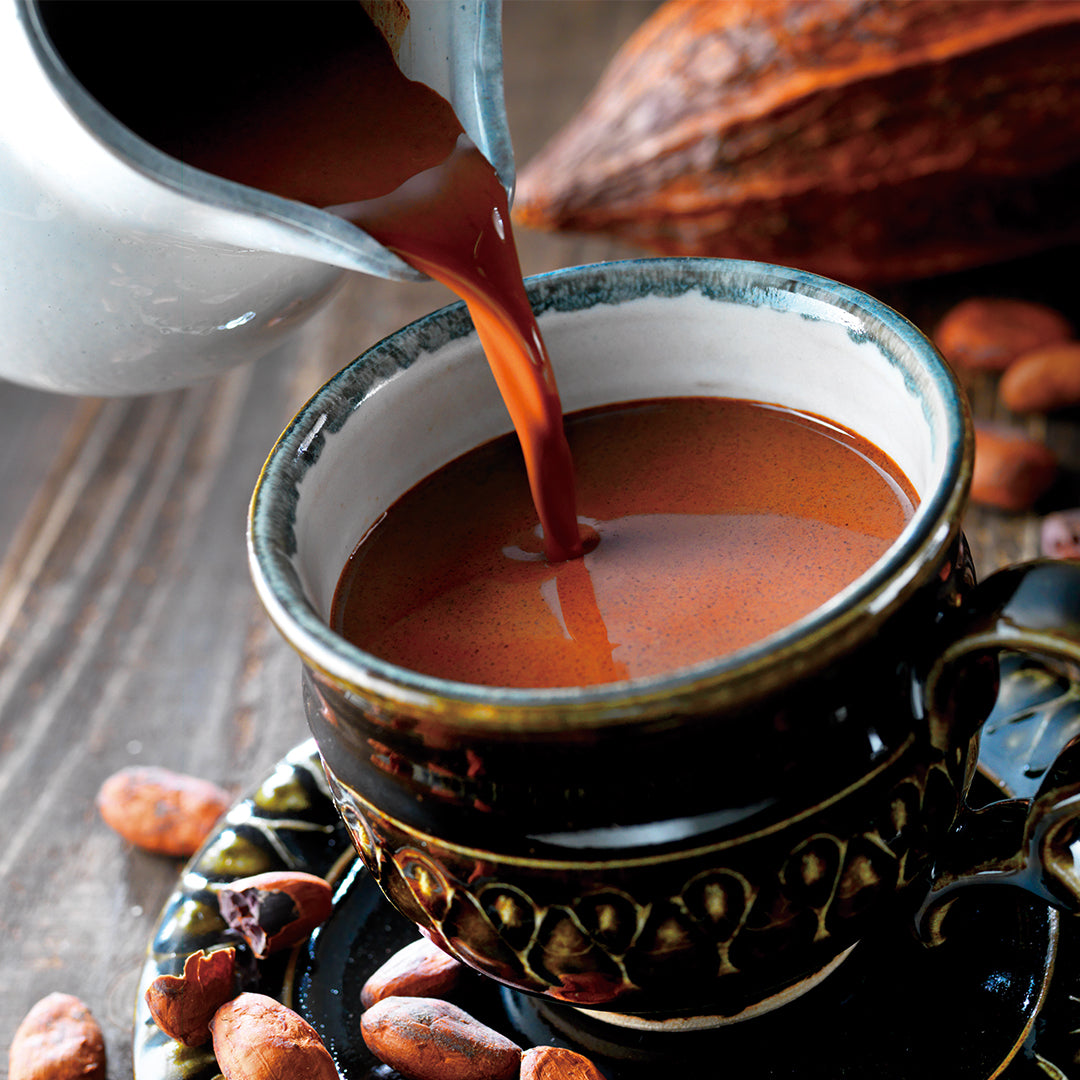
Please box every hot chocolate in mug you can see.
[247,258,1080,1024]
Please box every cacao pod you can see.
[513,0,1080,284]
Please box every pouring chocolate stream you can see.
[170,4,585,563]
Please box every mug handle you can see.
[917,558,1080,941]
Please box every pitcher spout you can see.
[0,0,512,394]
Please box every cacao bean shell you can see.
[513,0,1080,284]
[145,947,239,1046]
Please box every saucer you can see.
[290,838,1056,1078]
[133,726,1080,1079]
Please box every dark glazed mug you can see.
[247,258,1080,1025]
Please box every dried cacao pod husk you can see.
[513,0,1080,284]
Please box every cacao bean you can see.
[520,1046,608,1080]
[97,765,231,856]
[360,995,521,1080]
[1041,510,1080,559]
[145,947,238,1046]
[999,342,1080,413]
[971,425,1057,512]
[513,0,1080,284]
[8,992,106,1080]
[935,298,1073,372]
[361,937,464,1009]
[218,870,333,958]
[210,992,338,1080]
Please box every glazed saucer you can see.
[133,683,1080,1079]
[289,837,1058,1079]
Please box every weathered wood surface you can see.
[1,3,1078,1076]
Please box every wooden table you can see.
[2,3,1078,1076]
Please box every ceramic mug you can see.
[247,258,1080,1025]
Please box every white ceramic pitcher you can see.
[0,0,512,395]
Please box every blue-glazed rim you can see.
[247,257,972,727]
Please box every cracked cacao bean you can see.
[218,870,334,958]
[145,947,238,1046]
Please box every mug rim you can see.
[247,257,973,727]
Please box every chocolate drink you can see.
[332,397,917,687]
